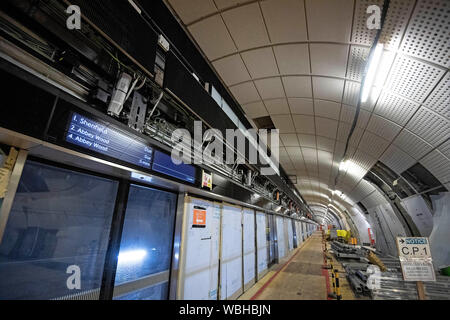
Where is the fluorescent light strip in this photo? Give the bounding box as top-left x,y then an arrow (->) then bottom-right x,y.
361,43 -> 384,103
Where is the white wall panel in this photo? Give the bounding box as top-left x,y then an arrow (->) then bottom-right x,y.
348,207 -> 371,244
295,221 -> 303,246
180,197 -> 220,300
276,216 -> 286,259
302,222 -> 306,241
368,203 -> 407,256
256,212 -> 268,279
220,204 -> 243,300
429,192 -> 450,268
286,218 -> 294,251
242,208 -> 256,289
401,195 -> 434,237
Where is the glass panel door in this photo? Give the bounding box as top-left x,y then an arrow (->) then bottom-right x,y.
276,216 -> 286,259
292,220 -> 298,248
267,215 -> 276,267
242,208 -> 255,290
0,160 -> 118,300
113,184 -> 177,300
256,211 -> 268,279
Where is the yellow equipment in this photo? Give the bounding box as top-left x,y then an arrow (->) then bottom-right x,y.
368,251 -> 387,272
336,230 -> 351,241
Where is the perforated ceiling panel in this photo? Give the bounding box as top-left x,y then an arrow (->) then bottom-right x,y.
385,56 -> 446,103
420,150 -> 450,184
347,46 -> 370,82
166,0 -> 450,221
350,180 -> 375,203
378,0 -> 415,50
393,129 -> 434,160
337,123 -> 364,146
406,107 -> 450,147
399,0 -> 450,68
349,159 -> 374,183
438,139 -> 450,159
424,72 -> 450,119
380,144 -> 417,174
352,0 -> 383,46
366,115 -> 402,141
358,132 -> 390,158
361,190 -> 388,210
374,92 -> 420,126
342,81 -> 361,107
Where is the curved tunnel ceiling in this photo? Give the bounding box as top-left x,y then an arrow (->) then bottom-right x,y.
165,0 -> 450,225
309,204 -> 341,227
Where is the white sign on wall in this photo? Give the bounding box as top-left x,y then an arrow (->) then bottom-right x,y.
400,259 -> 436,282
396,237 -> 432,258
396,237 -> 436,282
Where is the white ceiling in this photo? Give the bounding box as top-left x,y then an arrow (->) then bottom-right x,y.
166,0 -> 450,217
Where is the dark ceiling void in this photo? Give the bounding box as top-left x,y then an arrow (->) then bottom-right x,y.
368,161 -> 447,202
252,116 -> 276,130
401,162 -> 447,194
356,201 -> 368,215
374,161 -> 416,199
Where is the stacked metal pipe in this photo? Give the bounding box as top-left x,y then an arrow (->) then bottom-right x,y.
331,241 -> 450,299
346,268 -> 371,295
330,241 -> 373,296
372,257 -> 450,300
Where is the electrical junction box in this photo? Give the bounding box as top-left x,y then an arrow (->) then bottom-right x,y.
158,34 -> 170,52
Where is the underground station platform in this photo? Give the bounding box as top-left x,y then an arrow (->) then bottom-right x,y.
0,0 -> 448,316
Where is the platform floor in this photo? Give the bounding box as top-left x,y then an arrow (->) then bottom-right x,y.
240,231 -> 362,300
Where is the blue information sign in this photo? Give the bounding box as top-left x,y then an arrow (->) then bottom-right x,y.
66,112 -> 152,169
152,150 -> 196,184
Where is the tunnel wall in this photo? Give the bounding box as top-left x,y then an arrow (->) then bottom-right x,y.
348,207 -> 372,245
401,195 -> 434,236
256,212 -> 268,280
363,190 -> 408,256
429,192 -> 450,269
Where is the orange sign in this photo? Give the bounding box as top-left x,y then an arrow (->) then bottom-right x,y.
193,207 -> 206,228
